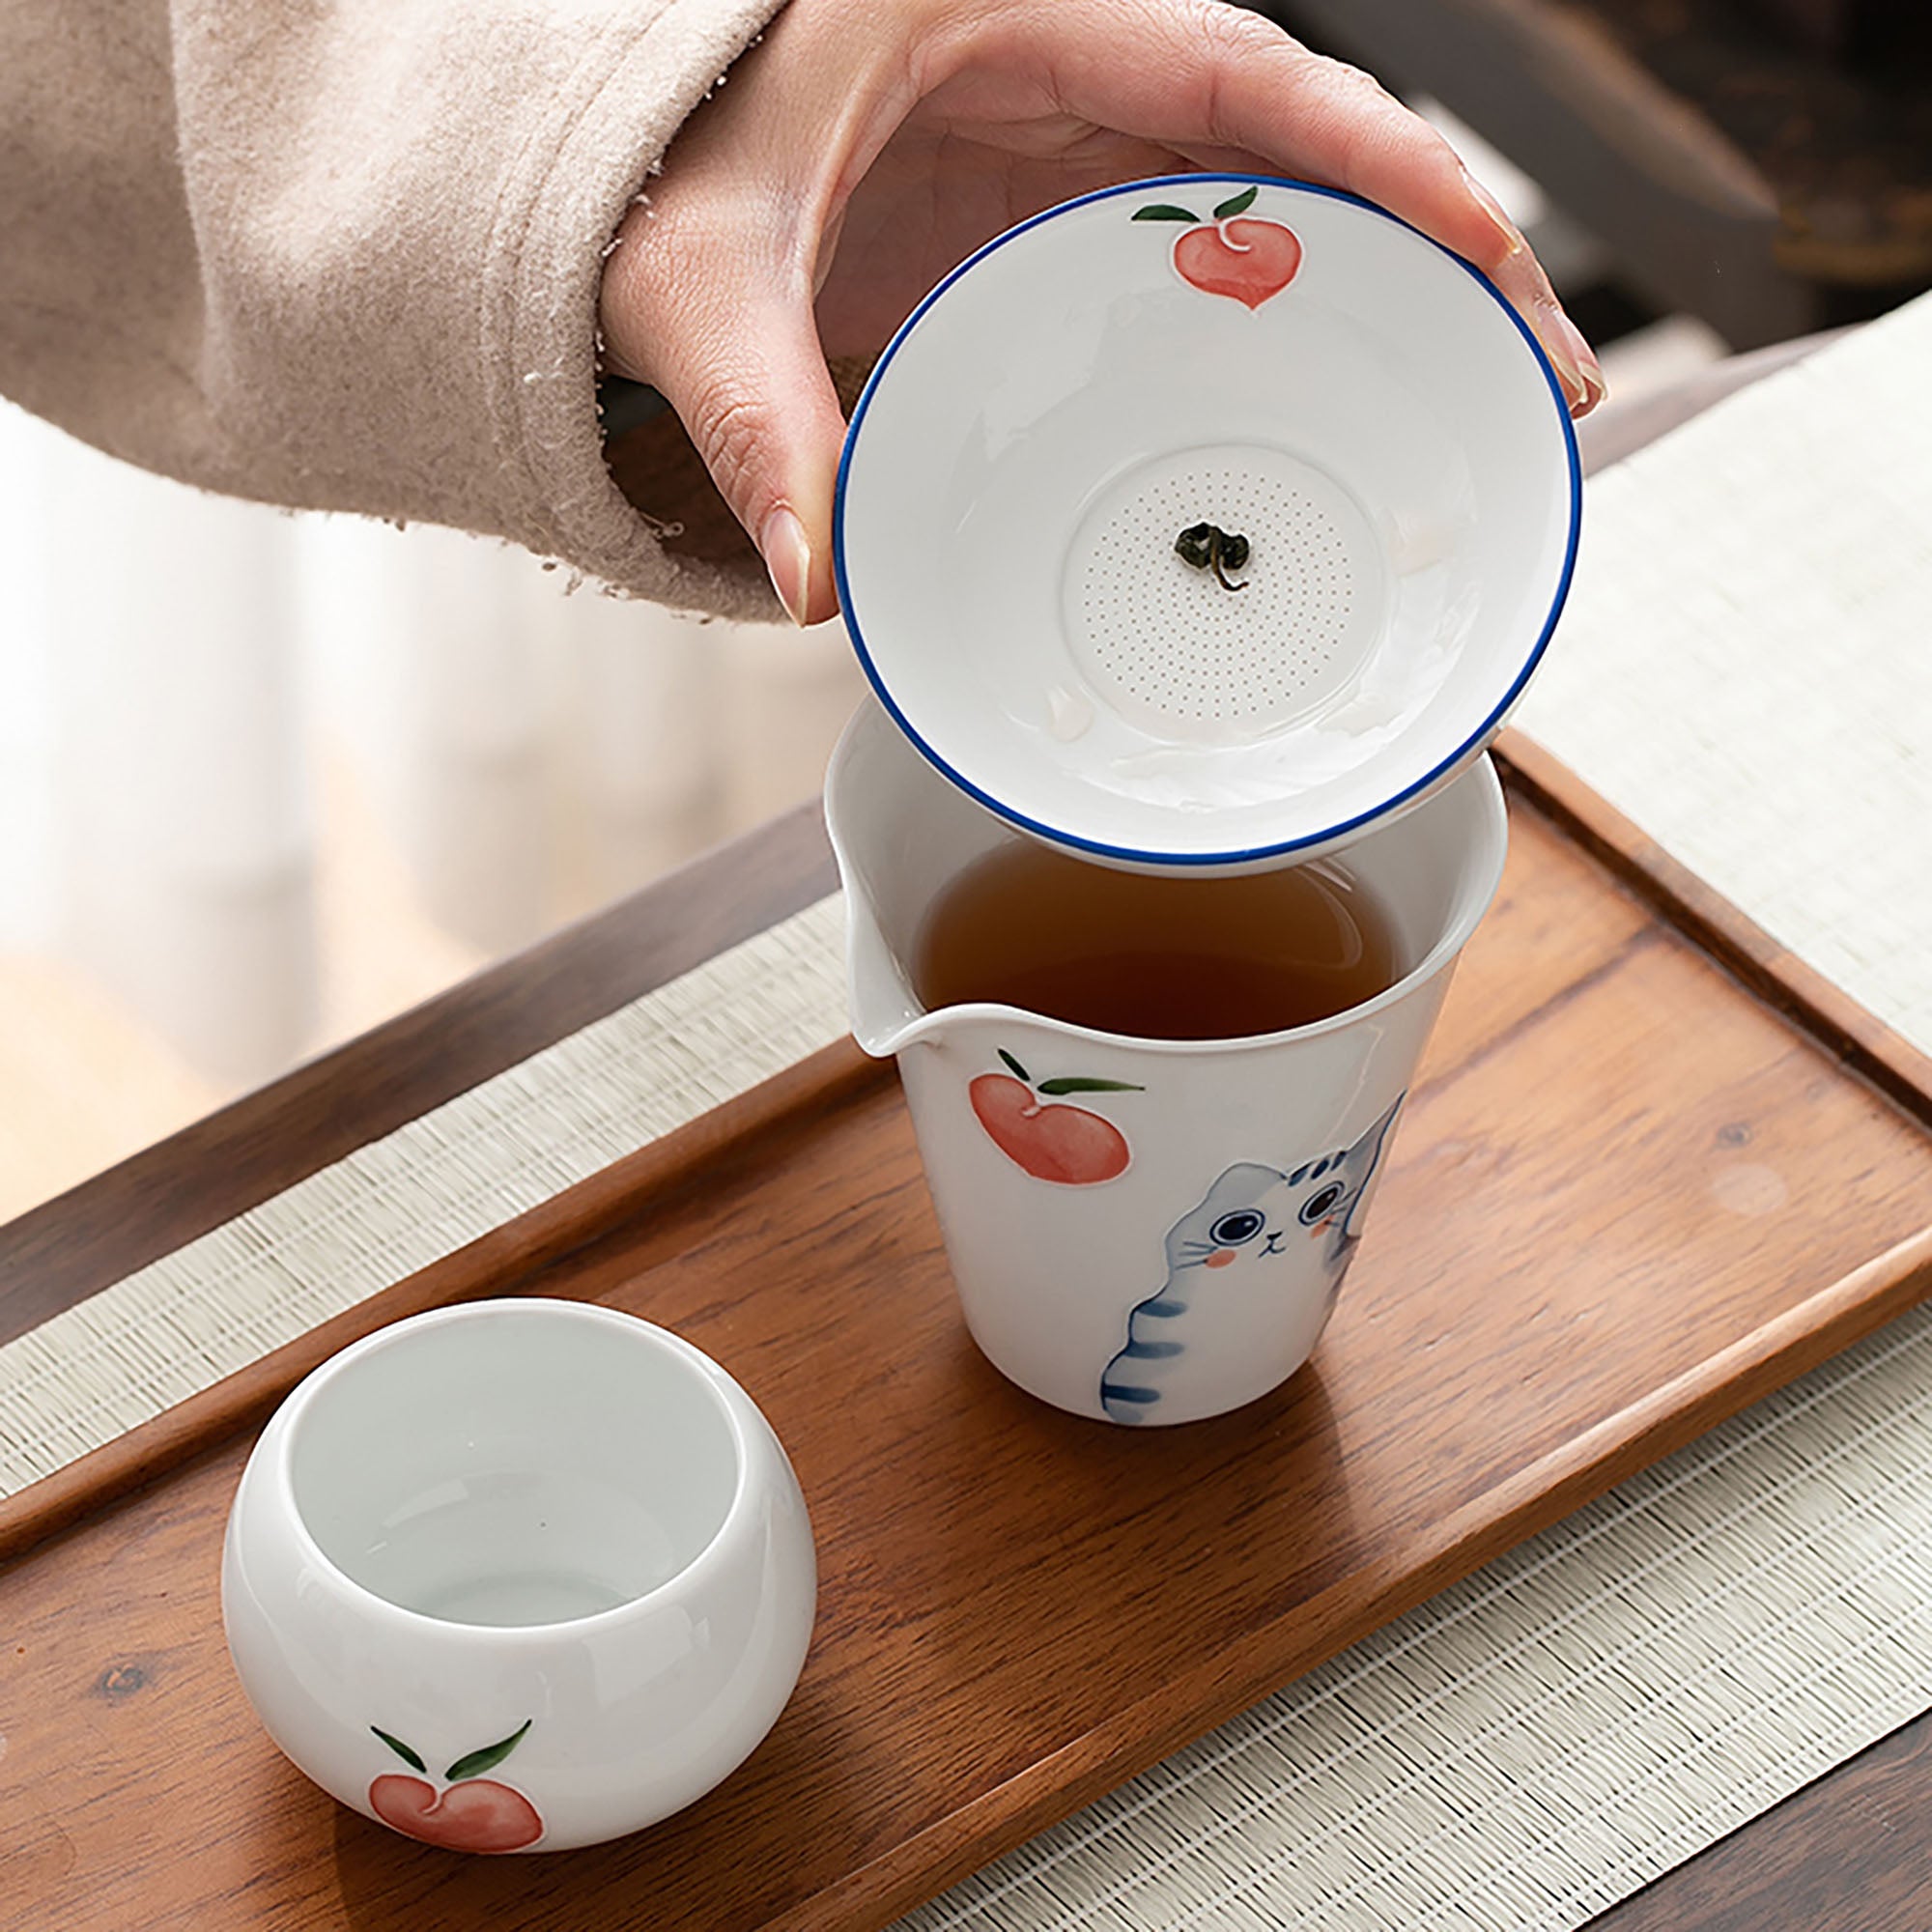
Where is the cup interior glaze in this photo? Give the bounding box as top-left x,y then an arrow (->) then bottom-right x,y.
285,1303 -> 743,1629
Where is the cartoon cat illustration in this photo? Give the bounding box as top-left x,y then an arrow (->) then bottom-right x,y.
1099,1095 -> 1405,1425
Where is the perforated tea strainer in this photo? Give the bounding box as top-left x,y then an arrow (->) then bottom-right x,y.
834,176 -> 1580,874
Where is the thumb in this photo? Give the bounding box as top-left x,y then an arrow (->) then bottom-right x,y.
647,295 -> 847,627
603,210 -> 846,627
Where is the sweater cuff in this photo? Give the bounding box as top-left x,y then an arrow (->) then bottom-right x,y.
488,0 -> 788,615
178,0 -> 786,618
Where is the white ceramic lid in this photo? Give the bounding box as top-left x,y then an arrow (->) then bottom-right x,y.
834,176 -> 1580,874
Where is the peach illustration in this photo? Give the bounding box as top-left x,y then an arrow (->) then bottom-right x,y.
1173,215 -> 1303,309
1133,186 -> 1303,310
969,1050 -> 1141,1186
368,1719 -> 542,1854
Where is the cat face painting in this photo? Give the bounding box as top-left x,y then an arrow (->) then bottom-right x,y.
1100,1095 -> 1404,1424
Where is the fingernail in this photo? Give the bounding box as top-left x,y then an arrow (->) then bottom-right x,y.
1535,298 -> 1607,416
760,505 -> 811,626
1463,169 -> 1525,258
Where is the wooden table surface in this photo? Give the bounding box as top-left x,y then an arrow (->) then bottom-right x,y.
5,333 -> 1927,1928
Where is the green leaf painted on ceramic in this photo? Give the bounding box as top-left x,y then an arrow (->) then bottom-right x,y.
445,1719 -> 532,1783
997,1048 -> 1032,1083
1037,1078 -> 1146,1095
1132,204 -> 1200,223
371,1727 -> 426,1774
1212,185 -> 1259,220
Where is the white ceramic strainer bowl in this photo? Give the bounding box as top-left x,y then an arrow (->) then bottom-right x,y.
834,175 -> 1580,874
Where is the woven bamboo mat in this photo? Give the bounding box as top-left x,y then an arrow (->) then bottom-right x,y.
0,896 -> 849,1497
4,295 -> 1931,1928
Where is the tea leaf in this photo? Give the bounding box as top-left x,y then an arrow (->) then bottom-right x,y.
1132,204 -> 1200,223
1175,524 -> 1215,569
1037,1078 -> 1145,1095
997,1048 -> 1032,1083
1212,186 -> 1259,220
1208,529 -> 1249,593
370,1727 -> 426,1774
446,1719 -> 531,1783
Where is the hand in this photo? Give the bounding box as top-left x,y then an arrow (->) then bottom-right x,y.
599,0 -> 1605,625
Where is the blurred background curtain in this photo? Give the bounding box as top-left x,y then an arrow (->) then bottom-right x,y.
0,399 -> 862,1213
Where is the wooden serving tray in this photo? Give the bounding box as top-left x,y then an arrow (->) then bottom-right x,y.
5,738 -> 1932,1932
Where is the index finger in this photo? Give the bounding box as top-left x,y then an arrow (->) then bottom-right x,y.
1015,1 -> 1604,412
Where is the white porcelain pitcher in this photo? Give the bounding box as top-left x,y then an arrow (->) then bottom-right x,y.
825,696 -> 1508,1427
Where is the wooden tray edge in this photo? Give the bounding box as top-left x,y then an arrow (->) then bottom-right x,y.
807,1217 -> 1932,1932
1494,729 -> 1932,1132
0,1039 -> 886,1570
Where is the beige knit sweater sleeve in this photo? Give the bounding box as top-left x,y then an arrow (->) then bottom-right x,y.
0,0 -> 787,616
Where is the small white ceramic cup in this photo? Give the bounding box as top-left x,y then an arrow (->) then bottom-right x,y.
827,698 -> 1508,1426
222,1299 -> 815,1853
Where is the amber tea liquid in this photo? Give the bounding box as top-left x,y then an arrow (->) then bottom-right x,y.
913,839 -> 1401,1041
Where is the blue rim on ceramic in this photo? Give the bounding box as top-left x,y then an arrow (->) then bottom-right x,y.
832,174 -> 1582,870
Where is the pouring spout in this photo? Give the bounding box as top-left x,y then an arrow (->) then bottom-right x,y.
840,890 -> 934,1059
825,696 -> 1023,1057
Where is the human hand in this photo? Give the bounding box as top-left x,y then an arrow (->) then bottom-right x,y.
599,0 -> 1605,625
